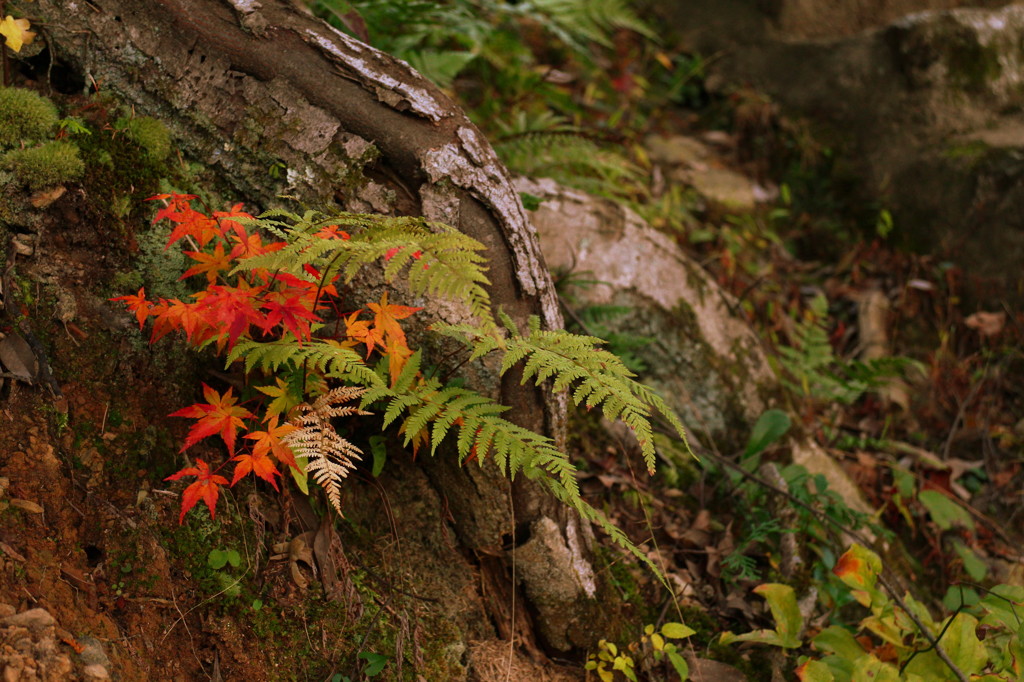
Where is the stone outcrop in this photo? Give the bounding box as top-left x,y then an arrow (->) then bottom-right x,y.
659,2 -> 1024,303
518,176 -> 776,453
519,176 -> 875,516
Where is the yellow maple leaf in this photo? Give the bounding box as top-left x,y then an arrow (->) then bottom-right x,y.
0,16 -> 35,53
254,377 -> 300,420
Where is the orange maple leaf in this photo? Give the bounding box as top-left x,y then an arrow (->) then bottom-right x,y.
367,292 -> 422,344
344,311 -> 384,358
366,293 -> 421,384
110,287 -> 151,328
149,298 -> 215,345
165,458 -> 229,524
314,224 -> 350,240
386,335 -> 414,385
230,451 -> 281,491
170,384 -> 255,455
182,242 -> 232,285
244,415 -> 298,469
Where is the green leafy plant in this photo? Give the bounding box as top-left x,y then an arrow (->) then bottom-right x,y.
206,547 -> 243,597
586,621 -> 695,681
310,0 -> 655,201
716,409 -> 883,586
313,0 -> 651,85
114,194 -> 690,572
554,269 -> 655,373
332,650 -> 388,682
721,543 -> 1024,681
777,295 -> 915,406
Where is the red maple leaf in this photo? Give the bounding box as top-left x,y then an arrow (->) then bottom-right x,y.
260,291 -> 320,342
148,193 -> 197,224
164,458 -> 229,524
213,203 -> 254,242
164,208 -> 221,249
192,282 -> 267,349
170,384 -> 255,454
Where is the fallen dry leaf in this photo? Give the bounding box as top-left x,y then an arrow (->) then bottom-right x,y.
9,499 -> 43,514
965,311 -> 1006,337
0,333 -> 38,382
30,186 -> 66,209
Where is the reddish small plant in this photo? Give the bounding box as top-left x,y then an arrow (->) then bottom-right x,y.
114,194 -> 419,522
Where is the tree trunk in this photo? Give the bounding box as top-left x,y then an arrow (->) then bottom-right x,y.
34,0 -> 609,656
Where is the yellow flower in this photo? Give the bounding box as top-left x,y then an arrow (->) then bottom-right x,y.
0,16 -> 35,53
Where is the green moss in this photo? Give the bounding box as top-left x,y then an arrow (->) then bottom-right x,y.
935,23 -> 1003,92
942,140 -> 990,165
0,87 -> 59,148
122,116 -> 172,161
1,141 -> 84,190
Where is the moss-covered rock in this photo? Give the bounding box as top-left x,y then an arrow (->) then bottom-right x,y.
518,176 -> 778,453
0,87 -> 59,148
121,116 -> 172,161
1,141 -> 84,190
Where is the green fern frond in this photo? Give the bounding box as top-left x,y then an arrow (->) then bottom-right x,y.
228,338 -> 384,389
380,366 -> 664,575
526,0 -> 656,49
406,49 -> 477,87
431,315 -> 690,473
494,132 -> 641,191
233,212 -> 494,326
431,322 -> 505,359
214,201 -> 684,576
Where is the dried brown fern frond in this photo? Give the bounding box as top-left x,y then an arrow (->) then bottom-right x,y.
282,386 -> 370,515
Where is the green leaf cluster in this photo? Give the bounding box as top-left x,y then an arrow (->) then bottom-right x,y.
720,544 -> 1024,682
777,295 -> 919,405
494,131 -> 643,197
586,621 -> 694,681
312,0 -> 651,86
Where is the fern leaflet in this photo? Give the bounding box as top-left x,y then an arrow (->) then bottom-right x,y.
282,387 -> 371,515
